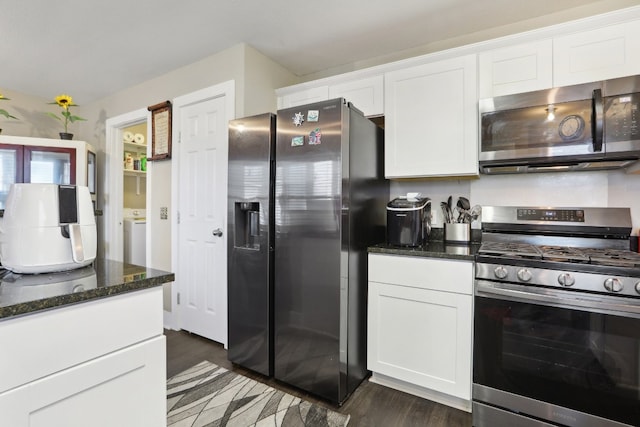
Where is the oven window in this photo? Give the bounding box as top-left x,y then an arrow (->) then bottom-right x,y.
481,99 -> 592,152
474,296 -> 640,426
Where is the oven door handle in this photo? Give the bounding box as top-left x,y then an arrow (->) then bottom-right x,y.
475,280 -> 640,319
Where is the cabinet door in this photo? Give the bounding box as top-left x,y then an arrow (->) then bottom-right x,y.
329,75 -> 384,117
368,281 -> 472,400
478,40 -> 552,98
278,86 -> 329,109
23,145 -> 76,185
0,144 -> 23,209
384,54 -> 478,178
0,336 -> 166,427
553,21 -> 640,87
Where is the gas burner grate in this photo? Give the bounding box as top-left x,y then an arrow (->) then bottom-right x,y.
581,248 -> 640,268
478,242 -> 542,259
538,245 -> 590,263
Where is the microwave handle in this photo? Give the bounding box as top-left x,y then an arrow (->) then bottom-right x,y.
592,88 -> 603,152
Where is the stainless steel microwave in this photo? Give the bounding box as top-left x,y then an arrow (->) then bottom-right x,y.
479,74 -> 640,174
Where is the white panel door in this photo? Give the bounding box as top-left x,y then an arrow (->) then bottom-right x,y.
0,337 -> 166,427
553,21 -> 640,87
367,281 -> 472,400
478,40 -> 553,98
278,86 -> 329,109
178,95 -> 228,344
384,54 -> 478,178
329,75 -> 384,116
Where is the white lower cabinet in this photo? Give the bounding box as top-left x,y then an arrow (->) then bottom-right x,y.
0,337 -> 166,427
0,287 -> 166,426
368,254 -> 473,411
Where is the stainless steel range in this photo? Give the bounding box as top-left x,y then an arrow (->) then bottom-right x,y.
473,206 -> 640,427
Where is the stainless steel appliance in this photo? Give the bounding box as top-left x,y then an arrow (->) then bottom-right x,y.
274,99 -> 388,404
479,74 -> 640,174
386,196 -> 431,247
227,113 -> 276,377
473,206 -> 640,427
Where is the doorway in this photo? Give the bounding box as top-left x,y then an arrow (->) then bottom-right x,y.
122,122 -> 148,266
105,108 -> 149,263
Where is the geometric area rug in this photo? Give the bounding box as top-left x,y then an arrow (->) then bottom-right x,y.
167,360 -> 351,427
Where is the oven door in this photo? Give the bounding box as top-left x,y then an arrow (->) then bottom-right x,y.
473,280 -> 640,427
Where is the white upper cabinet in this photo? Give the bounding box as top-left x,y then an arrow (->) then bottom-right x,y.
478,40 -> 553,98
384,54 -> 478,178
328,75 -> 384,117
277,86 -> 329,109
277,75 -> 383,116
553,21 -> 640,87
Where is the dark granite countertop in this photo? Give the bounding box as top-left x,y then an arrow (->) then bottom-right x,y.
368,240 -> 481,261
0,258 -> 174,320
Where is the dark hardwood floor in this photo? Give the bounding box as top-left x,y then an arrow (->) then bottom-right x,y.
165,329 -> 472,427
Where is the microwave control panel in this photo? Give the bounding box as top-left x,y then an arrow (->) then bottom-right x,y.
605,92 -> 639,142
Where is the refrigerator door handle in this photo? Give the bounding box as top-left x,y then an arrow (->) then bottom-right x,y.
212,228 -> 223,237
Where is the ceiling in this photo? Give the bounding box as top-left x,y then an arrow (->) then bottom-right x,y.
3,0 -> 637,104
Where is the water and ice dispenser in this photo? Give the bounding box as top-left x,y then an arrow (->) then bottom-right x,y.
234,202 -> 260,249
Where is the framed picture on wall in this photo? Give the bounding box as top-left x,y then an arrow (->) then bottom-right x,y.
148,100 -> 172,161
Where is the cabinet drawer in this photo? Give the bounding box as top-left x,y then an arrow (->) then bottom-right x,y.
369,254 -> 472,294
0,287 -> 163,393
0,336 -> 166,427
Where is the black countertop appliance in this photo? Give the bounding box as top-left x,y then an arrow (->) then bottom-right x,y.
386,196 -> 431,247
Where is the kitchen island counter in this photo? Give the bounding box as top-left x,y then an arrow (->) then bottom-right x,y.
0,258 -> 171,426
0,258 -> 174,320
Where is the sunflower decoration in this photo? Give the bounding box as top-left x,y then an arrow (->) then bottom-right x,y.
46,94 -> 86,133
0,91 -> 19,121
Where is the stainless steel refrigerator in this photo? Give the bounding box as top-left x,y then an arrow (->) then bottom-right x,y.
227,113 -> 276,377
274,98 -> 388,404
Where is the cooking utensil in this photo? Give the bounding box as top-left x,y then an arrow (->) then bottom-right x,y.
457,197 -> 470,211
441,202 -> 451,223
456,197 -> 471,223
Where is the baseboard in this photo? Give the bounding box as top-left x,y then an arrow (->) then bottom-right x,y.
369,372 -> 472,413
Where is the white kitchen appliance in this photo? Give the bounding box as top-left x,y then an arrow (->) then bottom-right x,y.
0,183 -> 96,274
123,217 -> 146,266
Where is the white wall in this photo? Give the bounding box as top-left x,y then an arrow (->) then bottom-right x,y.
0,88 -> 60,138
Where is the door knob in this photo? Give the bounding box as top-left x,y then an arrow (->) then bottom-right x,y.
212,228 -> 223,237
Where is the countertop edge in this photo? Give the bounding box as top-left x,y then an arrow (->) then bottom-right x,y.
0,272 -> 174,320
368,243 -> 480,261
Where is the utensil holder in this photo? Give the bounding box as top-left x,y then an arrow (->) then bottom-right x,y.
445,223 -> 471,244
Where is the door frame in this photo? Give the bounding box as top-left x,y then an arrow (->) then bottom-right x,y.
105,108 -> 150,262
170,80 -> 235,339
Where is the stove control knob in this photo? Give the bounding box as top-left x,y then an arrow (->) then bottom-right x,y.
517,268 -> 532,282
557,273 -> 575,287
635,282 -> 640,295
494,266 -> 508,279
604,278 -> 623,293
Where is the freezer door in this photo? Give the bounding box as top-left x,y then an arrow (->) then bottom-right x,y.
227,113 -> 275,376
274,99 -> 347,402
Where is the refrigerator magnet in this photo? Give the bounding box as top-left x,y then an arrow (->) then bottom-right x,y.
292,112 -> 305,126
309,128 -> 322,145
291,136 -> 304,146
307,110 -> 319,122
